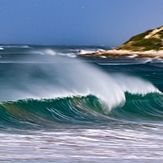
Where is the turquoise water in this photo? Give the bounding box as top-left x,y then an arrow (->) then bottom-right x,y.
0,45 -> 163,162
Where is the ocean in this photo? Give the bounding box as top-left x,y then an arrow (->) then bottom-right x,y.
0,45 -> 163,162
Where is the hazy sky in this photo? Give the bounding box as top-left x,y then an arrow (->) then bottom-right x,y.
0,0 -> 163,46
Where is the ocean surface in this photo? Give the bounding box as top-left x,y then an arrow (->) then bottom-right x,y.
0,45 -> 163,162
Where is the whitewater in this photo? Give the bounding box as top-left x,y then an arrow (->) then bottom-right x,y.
0,45 -> 163,162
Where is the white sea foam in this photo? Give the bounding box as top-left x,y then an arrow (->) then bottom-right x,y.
143,58 -> 153,63
79,49 -> 105,55
100,56 -> 107,58
127,54 -> 138,58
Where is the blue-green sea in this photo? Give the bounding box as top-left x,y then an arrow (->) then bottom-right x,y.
0,45 -> 163,162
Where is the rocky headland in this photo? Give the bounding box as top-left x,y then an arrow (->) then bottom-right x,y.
84,26 -> 163,58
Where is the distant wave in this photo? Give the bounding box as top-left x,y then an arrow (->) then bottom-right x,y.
0,45 -> 107,58
0,45 -> 31,49
30,48 -> 105,57
30,48 -> 77,58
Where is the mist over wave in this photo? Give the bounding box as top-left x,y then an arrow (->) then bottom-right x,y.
0,53 -> 159,112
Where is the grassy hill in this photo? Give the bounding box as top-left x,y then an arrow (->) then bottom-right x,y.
116,26 -> 163,51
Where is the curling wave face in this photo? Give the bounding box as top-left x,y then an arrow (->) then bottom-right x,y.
1,92 -> 163,129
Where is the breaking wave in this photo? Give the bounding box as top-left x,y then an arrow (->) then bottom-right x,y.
0,53 -> 161,129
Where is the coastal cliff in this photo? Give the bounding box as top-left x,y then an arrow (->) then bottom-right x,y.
84,26 -> 163,58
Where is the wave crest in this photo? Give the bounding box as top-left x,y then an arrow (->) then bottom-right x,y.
0,56 -> 160,113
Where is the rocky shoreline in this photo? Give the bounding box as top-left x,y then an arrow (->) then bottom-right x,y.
82,25 -> 163,59
82,49 -> 163,59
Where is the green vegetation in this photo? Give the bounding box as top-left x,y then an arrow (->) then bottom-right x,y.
124,29 -> 152,43
132,38 -> 162,51
116,26 -> 163,51
158,30 -> 163,37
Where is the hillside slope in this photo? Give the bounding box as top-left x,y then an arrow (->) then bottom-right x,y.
116,26 -> 163,51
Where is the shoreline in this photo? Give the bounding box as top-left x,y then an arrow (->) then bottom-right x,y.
81,49 -> 163,59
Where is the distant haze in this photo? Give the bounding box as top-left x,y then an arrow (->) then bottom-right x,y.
0,0 -> 163,46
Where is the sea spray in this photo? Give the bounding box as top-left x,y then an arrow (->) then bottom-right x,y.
110,73 -> 161,95
0,56 -> 125,111
0,54 -> 160,113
